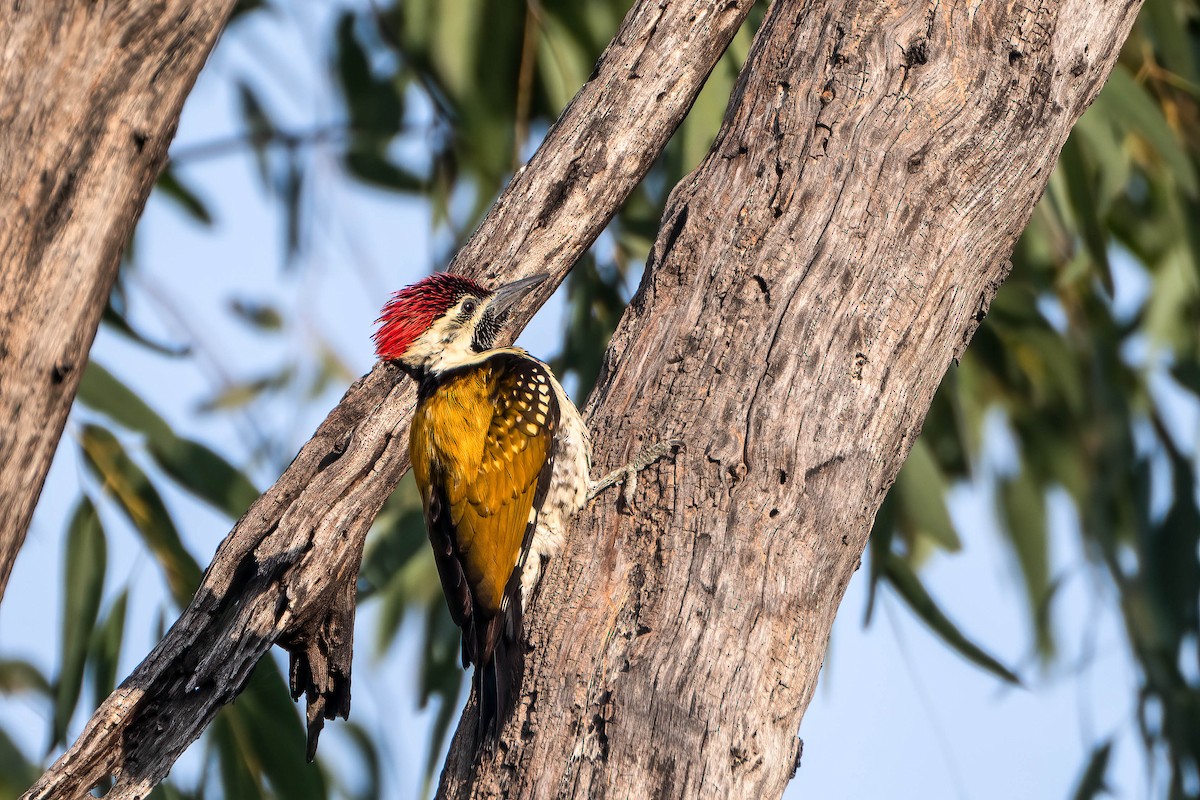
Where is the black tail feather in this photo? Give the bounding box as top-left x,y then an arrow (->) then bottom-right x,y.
474,578 -> 526,746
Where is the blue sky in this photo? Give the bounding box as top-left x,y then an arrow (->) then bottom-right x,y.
0,3 -> 1165,797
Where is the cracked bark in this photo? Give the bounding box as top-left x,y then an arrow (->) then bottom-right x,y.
436,0 -> 1141,797
20,1 -> 755,797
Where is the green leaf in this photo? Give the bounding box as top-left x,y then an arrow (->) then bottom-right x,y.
80,425 -> 201,605
337,723 -> 382,800
1059,136 -> 1114,294
359,474 -> 428,601
1143,452 -> 1200,646
1099,66 -> 1198,197
864,488 -> 898,626
373,547 -> 442,653
148,782 -> 201,800
101,303 -> 189,357
230,0 -> 267,24
998,470 -> 1053,657
236,80 -> 275,185
89,590 -> 128,707
419,600 -> 468,791
197,369 -> 295,413
1172,361 -> 1200,395
53,497 -> 107,747
1143,0 -> 1198,85
0,727 -> 39,800
679,47 -> 737,172
335,12 -> 404,134
894,439 -> 962,552
1070,739 -> 1113,800
229,298 -> 284,331
282,154 -> 304,261
535,10 -> 593,113
227,659 -> 327,800
79,363 -> 259,519
149,437 -> 258,520
1069,107 -> 1131,213
79,362 -> 175,443
212,713 -> 266,800
344,150 -> 424,192
0,659 -> 52,697
884,553 -> 1022,685
156,169 -> 214,226
549,256 -> 624,400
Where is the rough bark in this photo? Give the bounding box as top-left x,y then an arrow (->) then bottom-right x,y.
0,2 -> 238,604
436,0 -> 1141,797
21,2 -> 754,797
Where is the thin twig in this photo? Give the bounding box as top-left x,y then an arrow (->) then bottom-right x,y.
513,0 -> 542,170
168,124 -> 354,166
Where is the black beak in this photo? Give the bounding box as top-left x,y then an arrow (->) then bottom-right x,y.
490,273 -> 549,318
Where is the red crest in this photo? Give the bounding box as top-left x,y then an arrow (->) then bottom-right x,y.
374,273 -> 489,361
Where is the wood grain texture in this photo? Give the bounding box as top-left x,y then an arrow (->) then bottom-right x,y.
0,1 -> 238,602
436,0 -> 1141,797
21,2 -> 755,797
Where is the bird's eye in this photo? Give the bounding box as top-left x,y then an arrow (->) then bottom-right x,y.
462,298 -> 477,315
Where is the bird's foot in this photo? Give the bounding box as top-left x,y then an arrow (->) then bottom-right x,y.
587,439 -> 683,511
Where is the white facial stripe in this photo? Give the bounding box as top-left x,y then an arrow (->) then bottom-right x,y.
399,293 -> 494,373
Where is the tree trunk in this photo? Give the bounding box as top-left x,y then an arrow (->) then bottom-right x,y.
22,2 -> 755,797
436,0 -> 1140,797
0,1 -> 237,603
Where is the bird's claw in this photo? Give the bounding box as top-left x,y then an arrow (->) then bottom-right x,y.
588,438 -> 684,512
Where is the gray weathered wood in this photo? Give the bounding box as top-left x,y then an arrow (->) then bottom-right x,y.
21,1 -> 755,797
435,0 -> 1141,797
0,1 -> 238,603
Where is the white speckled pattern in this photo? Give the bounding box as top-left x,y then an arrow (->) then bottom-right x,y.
521,368 -> 591,602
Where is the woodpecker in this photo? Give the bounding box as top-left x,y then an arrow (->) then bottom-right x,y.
375,271 -> 656,743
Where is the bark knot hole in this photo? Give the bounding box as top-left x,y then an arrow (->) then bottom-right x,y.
851,352 -> 868,380
904,38 -> 928,67
51,361 -> 75,384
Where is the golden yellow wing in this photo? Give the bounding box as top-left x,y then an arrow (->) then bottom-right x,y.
409,351 -> 561,741
409,352 -> 559,628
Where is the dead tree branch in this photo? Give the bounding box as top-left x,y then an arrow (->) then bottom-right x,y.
22,1 -> 755,797
436,0 -> 1143,796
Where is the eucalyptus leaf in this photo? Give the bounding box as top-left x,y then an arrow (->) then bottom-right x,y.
79,363 -> 259,519
1099,66 -> 1198,197
150,437 -> 259,520
80,425 -> 201,605
998,470 -> 1053,658
0,659 -> 51,697
884,553 -> 1022,686
0,728 -> 38,800
89,590 -> 128,707
1070,739 -> 1113,800
894,439 -> 962,552
53,497 -> 106,747
157,169 -> 214,226
231,659 -> 327,800
78,362 -> 174,442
